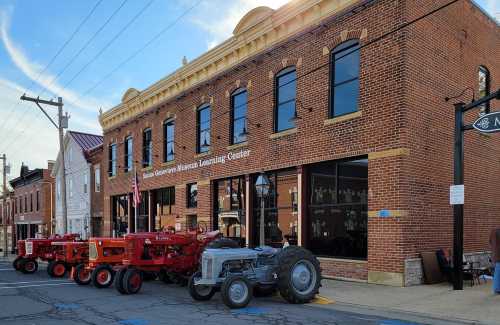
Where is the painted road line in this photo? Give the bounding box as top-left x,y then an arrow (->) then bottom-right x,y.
0,282 -> 75,289
312,294 -> 335,305
0,280 -> 70,285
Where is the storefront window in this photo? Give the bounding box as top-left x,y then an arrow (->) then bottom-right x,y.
187,183 -> 197,208
308,158 -> 368,259
137,191 -> 149,232
253,169 -> 298,248
214,176 -> 246,246
111,194 -> 129,237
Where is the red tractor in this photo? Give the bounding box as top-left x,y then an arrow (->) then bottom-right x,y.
114,230 -> 222,295
12,234 -> 81,274
73,237 -> 127,288
48,241 -> 89,278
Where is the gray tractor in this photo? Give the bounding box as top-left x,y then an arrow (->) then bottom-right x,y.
188,244 -> 321,308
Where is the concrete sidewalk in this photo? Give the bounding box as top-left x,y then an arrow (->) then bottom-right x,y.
320,278 -> 500,325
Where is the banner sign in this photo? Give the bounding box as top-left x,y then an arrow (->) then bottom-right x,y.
143,149 -> 251,179
472,112 -> 500,133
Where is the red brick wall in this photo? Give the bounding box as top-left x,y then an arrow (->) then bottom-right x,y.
101,0 -> 499,281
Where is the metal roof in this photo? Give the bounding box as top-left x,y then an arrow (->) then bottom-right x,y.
68,131 -> 103,152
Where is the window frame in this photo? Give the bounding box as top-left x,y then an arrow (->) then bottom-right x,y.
230,88 -> 248,145
196,104 -> 211,153
124,136 -> 133,172
329,39 -> 361,118
94,164 -> 101,193
142,128 -> 153,168
187,183 -> 198,208
108,143 -> 117,177
163,119 -> 175,162
274,66 -> 297,133
478,65 -> 491,113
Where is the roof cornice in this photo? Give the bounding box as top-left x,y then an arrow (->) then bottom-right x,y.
99,0 -> 360,131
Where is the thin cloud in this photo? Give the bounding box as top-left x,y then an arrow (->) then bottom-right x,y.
0,10 -> 110,113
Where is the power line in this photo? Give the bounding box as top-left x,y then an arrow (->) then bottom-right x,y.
38,0 -> 129,98
60,0 -> 155,92
0,0 -> 104,146
81,0 -> 203,97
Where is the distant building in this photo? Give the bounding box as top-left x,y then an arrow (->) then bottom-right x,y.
52,131 -> 103,239
10,161 -> 55,241
0,190 -> 15,252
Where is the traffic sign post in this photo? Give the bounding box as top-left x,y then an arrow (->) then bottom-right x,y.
452,88 -> 500,290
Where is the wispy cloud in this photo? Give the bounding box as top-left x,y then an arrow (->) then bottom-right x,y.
0,9 -> 110,113
191,0 -> 289,49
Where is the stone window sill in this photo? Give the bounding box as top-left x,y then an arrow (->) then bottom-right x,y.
194,151 -> 211,159
161,160 -> 176,167
324,111 -> 362,126
269,128 -> 297,139
227,142 -> 248,150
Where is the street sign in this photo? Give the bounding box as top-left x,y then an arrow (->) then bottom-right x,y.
450,185 -> 464,205
472,112 -> 500,133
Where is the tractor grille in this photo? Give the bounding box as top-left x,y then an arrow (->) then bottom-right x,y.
89,243 -> 98,260
202,256 -> 213,280
25,242 -> 33,255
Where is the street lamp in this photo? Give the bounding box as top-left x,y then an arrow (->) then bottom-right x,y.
255,173 -> 270,247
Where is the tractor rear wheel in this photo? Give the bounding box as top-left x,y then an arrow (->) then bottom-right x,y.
12,257 -> 23,271
221,275 -> 252,309
277,246 -> 321,304
48,261 -> 67,278
92,264 -> 114,288
74,264 -> 92,285
20,259 -> 38,274
114,268 -> 128,294
123,269 -> 143,294
188,271 -> 216,301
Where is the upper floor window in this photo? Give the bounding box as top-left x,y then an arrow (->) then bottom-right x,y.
197,104 -> 211,153
187,183 -> 198,208
108,143 -> 117,177
163,120 -> 175,162
331,39 -> 360,117
231,88 -> 248,144
36,191 -> 39,211
124,136 -> 133,172
479,65 -> 490,114
94,165 -> 101,193
83,172 -> 88,194
142,128 -> 152,168
30,193 -> 33,212
275,67 -> 297,132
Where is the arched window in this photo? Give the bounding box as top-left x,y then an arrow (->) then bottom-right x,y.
330,39 -> 360,117
275,66 -> 296,132
197,104 -> 211,153
230,88 -> 247,144
478,65 -> 490,114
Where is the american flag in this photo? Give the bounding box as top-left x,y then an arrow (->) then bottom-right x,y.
132,171 -> 141,208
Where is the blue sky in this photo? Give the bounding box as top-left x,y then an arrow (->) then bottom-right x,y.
0,0 -> 498,181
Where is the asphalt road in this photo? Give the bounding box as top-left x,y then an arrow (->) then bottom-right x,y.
0,259 -> 466,325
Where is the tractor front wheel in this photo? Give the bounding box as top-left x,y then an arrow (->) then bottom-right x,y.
188,271 -> 216,301
74,264 -> 92,285
114,268 -> 128,294
20,259 -> 38,274
123,269 -> 143,294
48,261 -> 67,278
92,265 -> 114,288
220,275 -> 252,309
12,257 -> 23,271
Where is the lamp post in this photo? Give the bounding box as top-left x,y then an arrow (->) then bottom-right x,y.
255,173 -> 270,247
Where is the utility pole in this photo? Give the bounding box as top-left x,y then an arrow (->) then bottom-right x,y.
452,88 -> 500,290
20,95 -> 69,233
1,154 -> 8,257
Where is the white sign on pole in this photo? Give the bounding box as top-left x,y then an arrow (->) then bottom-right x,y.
450,185 -> 464,205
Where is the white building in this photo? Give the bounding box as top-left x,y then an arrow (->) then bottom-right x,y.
52,131 -> 103,239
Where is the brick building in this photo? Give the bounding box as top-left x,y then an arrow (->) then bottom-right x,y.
99,0 -> 499,286
10,161 -> 55,240
87,144 -> 104,237
0,190 -> 15,253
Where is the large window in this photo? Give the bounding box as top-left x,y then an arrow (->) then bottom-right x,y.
331,39 -> 360,117
231,89 -> 247,144
124,136 -> 133,172
163,120 -> 175,162
94,165 -> 101,192
275,67 -> 296,132
36,191 -> 39,211
137,191 -> 149,232
108,143 -> 117,177
187,183 -> 198,208
30,193 -> 33,212
197,104 -> 211,153
157,187 -> 175,215
308,158 -> 368,259
214,176 -> 246,246
479,66 -> 490,114
253,169 -> 298,247
142,128 -> 152,168
111,194 -> 128,237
